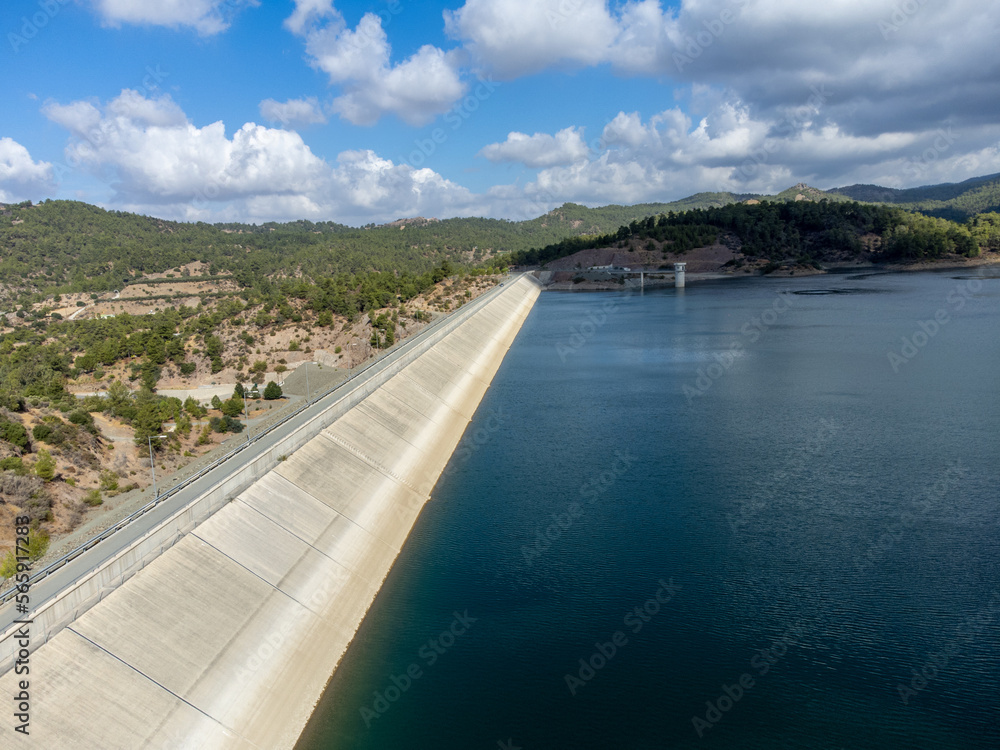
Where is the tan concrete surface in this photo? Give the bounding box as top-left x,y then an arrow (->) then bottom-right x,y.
0,276 -> 540,749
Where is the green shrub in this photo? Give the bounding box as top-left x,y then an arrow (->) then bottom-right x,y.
221,396 -> 244,418
32,424 -> 53,443
0,531 -> 50,579
210,415 -> 244,434
83,489 -> 103,507
0,456 -> 24,473
34,449 -> 56,481
68,410 -> 94,428
99,470 -> 119,492
263,381 -> 283,400
0,420 -> 30,451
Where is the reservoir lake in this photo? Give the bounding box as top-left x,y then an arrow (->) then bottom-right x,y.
297,268 -> 1000,750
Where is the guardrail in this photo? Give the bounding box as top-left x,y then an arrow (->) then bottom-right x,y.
0,275 -> 514,606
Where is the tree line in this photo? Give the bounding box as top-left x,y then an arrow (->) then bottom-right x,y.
493,200 -> 1000,267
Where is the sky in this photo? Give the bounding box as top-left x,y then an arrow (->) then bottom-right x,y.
1,0 -> 999,226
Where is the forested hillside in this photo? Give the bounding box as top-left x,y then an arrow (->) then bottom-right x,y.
496,200 -> 1000,268
0,193 -> 783,305
0,201 -> 493,303
6,173 -> 998,303
831,173 -> 1000,221
0,200 -> 736,305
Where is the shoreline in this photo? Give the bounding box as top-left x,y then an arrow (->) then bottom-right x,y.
534,253 -> 1000,291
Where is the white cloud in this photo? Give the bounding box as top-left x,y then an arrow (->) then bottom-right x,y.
503,98 -> 1000,211
290,7 -> 466,126
283,0 -> 337,36
91,0 -> 257,35
445,0 -> 617,79
0,137 -> 55,203
41,91 -> 484,224
259,97 -> 328,127
41,100 -> 104,135
443,0 -> 896,80
328,149 -> 480,220
444,0 -> 1000,140
34,88 -> 1000,225
479,127 -> 590,168
44,91 -> 329,202
330,44 -> 466,127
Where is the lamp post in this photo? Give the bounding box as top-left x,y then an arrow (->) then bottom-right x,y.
148,434 -> 167,498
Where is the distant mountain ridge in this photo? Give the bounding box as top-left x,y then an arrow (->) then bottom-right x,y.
528,172 -> 1000,230
3,173 -> 999,301
829,173 -> 1000,204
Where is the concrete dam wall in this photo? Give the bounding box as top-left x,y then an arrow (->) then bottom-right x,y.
0,276 -> 540,749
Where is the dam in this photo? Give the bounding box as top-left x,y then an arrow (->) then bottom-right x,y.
0,275 -> 540,749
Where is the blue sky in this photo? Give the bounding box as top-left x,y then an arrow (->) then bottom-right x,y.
2,0 -> 999,225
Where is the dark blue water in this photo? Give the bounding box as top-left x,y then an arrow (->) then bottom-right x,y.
297,269 -> 1000,750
